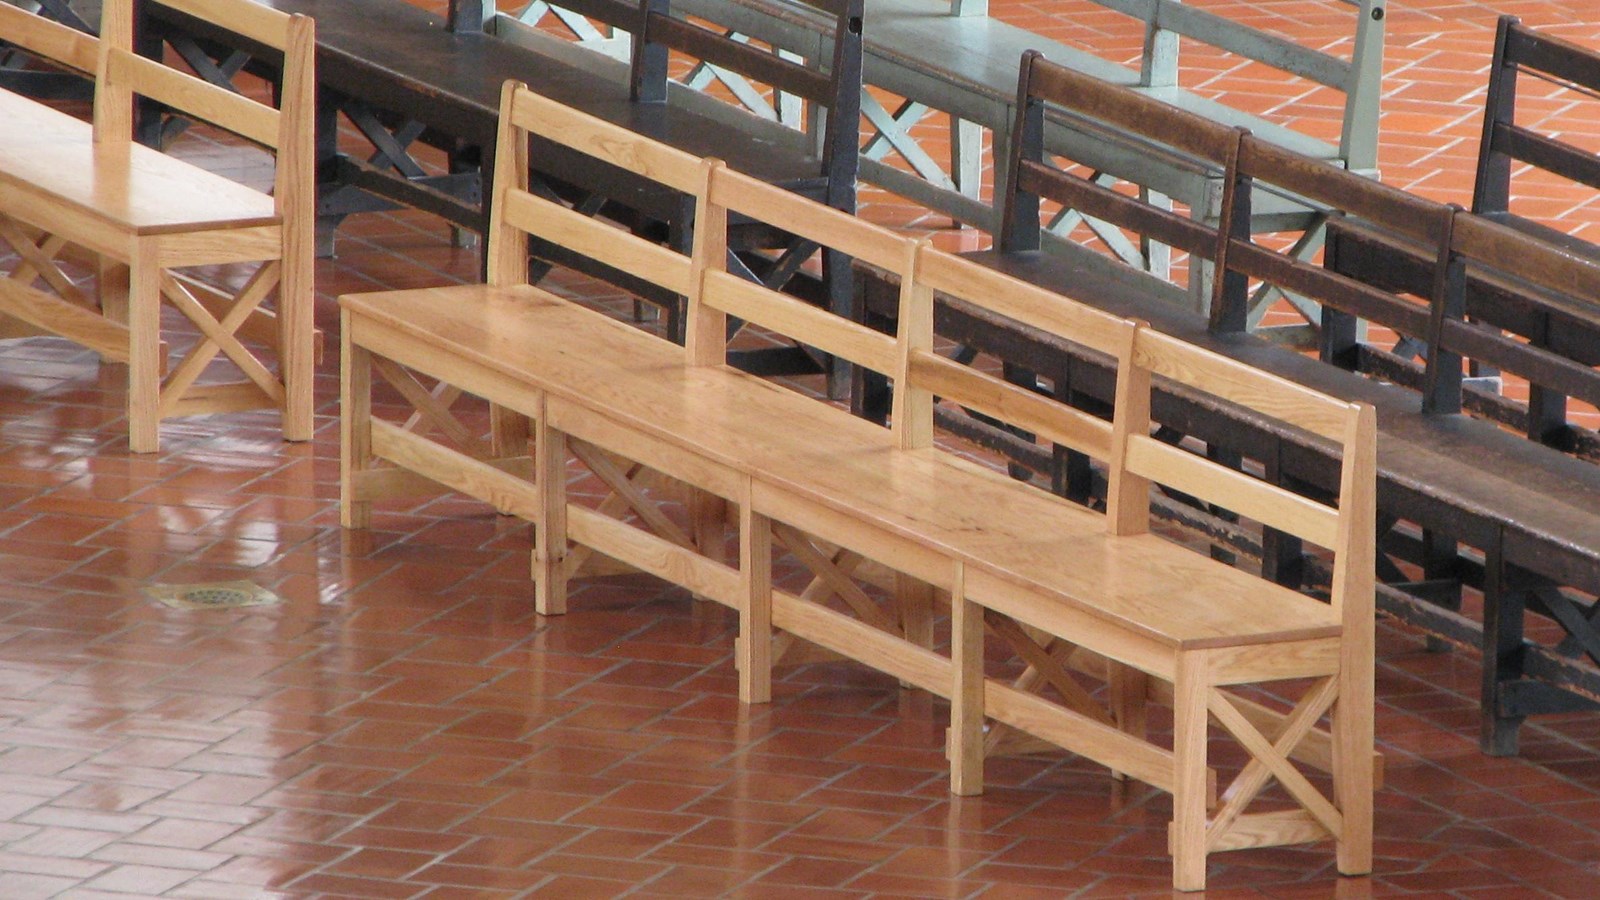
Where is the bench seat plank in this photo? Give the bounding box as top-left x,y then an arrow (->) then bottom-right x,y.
0,91 -> 276,236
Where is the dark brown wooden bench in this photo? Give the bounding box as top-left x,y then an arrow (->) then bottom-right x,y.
863,50 -> 1600,756
1326,16 -> 1600,456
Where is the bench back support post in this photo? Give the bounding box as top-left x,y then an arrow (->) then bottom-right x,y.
1471,15 -> 1521,217
1339,0 -> 1386,173
999,53 -> 1045,255
488,81 -> 533,288
1206,130 -> 1252,334
447,0 -> 489,33
630,0 -> 670,104
1420,208 -> 1465,416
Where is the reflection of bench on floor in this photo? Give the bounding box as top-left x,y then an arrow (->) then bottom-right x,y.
0,0 -> 315,452
340,80 -> 1378,892
872,50 -> 1600,756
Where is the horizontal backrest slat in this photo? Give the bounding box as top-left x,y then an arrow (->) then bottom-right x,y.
156,0 -> 292,48
701,268 -> 898,373
1230,238 -> 1434,339
908,350 -> 1114,459
1125,434 -> 1341,548
1239,137 -> 1451,247
915,247 -> 1132,359
508,87 -> 706,195
104,49 -> 280,148
647,14 -> 833,105
1018,161 -> 1217,261
1093,0 -> 1349,89
1495,125 -> 1600,194
1134,329 -> 1355,442
708,166 -> 908,272
1440,316 -> 1600,412
1453,213 -> 1600,303
1027,57 -> 1241,165
502,190 -> 692,297
1505,20 -> 1600,91
0,5 -> 97,74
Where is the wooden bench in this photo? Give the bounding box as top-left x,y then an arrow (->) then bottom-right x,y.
1326,16 -> 1600,456
611,0 -> 1384,320
857,50 -> 1600,755
0,0 -> 314,452
341,81 -> 1377,890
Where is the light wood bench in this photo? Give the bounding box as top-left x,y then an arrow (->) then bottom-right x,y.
341,81 -> 1377,891
0,0 -> 314,452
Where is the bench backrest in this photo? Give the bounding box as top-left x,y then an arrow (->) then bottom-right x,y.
896,244 -> 1135,461
93,0 -> 313,228
686,162 -> 906,373
1108,326 -> 1376,626
488,81 -> 712,293
1007,52 -> 1445,332
0,2 -> 98,78
1473,16 -> 1600,228
558,0 -> 864,210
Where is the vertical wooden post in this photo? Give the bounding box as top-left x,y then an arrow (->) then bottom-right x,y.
948,562 -> 984,796
339,309 -> 372,530
125,240 -> 161,453
1169,652 -> 1210,891
534,400 -> 570,617
738,483 -> 773,704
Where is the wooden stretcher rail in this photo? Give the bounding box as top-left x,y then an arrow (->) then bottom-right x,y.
340,81 -> 1377,892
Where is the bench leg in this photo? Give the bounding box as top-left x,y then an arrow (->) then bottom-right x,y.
98,258 -> 129,329
690,490 -> 730,601
1108,662 -> 1149,782
1170,652 -> 1210,891
280,222 -> 316,444
534,407 -> 569,616
738,497 -> 773,704
126,243 -> 162,454
897,573 -> 935,684
339,312 -> 372,530
949,564 -> 985,796
1334,651 -> 1375,876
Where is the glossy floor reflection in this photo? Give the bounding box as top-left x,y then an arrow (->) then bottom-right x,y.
1,1 -> 1600,897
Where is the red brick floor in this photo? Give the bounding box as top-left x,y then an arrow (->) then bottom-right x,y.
3,2 -> 1600,897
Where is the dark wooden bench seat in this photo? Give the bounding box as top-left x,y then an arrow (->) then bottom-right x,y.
860,51 -> 1600,756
